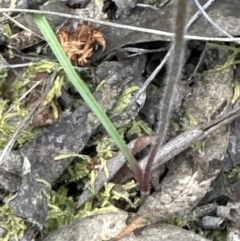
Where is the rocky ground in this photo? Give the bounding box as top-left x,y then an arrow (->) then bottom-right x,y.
0,0 -> 240,241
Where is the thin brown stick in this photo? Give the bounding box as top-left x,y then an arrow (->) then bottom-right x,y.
78,106 -> 240,207
141,0 -> 190,196
142,107 -> 240,171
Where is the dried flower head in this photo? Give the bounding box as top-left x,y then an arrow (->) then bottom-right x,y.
58,22 -> 106,66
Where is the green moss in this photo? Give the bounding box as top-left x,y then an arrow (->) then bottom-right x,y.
206,229 -> 227,241
58,156 -> 91,185
0,60 -> 67,148
45,188 -> 76,233
206,43 -> 240,74
118,117 -> 152,139
111,181 -> 141,209
228,166 -> 240,178
10,60 -> 60,99
44,73 -> 65,105
45,162 -> 140,233
185,109 -> 198,127
109,86 -> 140,115
0,60 -> 8,93
0,196 -> 27,241
3,23 -> 12,38
232,82 -> 240,104
78,201 -> 120,219
99,182 -> 115,207
45,182 -> 125,233
0,100 -> 31,148
166,214 -> 190,228
166,213 -> 227,241
77,180 -> 140,219
44,80 -> 150,234
183,110 -> 204,152
192,141 -> 203,153
171,121 -> 180,131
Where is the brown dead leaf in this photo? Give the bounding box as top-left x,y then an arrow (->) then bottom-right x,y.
27,87 -> 60,126
58,22 -> 106,66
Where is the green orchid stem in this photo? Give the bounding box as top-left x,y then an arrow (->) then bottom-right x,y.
32,13 -> 144,186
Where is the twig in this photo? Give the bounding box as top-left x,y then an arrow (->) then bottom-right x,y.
77,136 -> 154,208
123,47 -> 169,54
78,106 -> 240,207
194,0 -> 239,43
130,0 -> 216,106
0,54 -> 25,81
143,107 -> 240,171
0,62 -> 92,73
136,3 -> 159,10
6,80 -> 43,114
0,8 -> 239,42
186,43 -> 207,84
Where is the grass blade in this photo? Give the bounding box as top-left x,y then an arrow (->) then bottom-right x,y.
32,13 -> 143,182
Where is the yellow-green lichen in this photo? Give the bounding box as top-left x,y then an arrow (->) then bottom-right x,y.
99,181 -> 140,209
44,136 -> 141,234
96,136 -> 115,160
